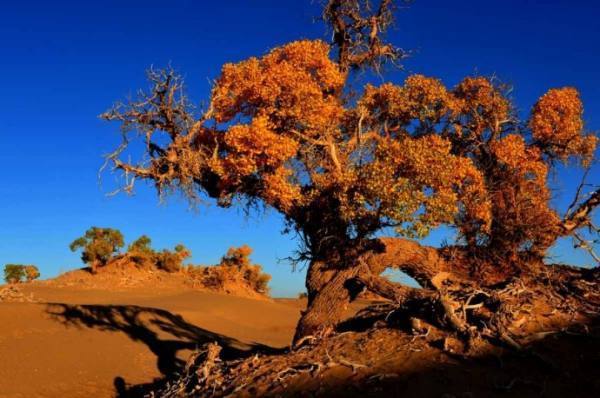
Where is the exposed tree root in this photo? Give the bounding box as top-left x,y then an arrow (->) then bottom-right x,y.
147,261 -> 599,398
128,235 -> 600,398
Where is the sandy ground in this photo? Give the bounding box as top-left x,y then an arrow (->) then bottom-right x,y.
0,284 -> 304,398
2,282 -> 599,398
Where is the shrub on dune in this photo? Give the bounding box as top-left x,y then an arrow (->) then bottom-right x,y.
69,227 -> 125,273
24,265 -> 40,282
186,245 -> 271,295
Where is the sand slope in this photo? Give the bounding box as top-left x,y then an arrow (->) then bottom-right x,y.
0,285 -> 302,398
2,283 -> 598,397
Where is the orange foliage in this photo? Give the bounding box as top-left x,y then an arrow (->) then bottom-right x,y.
530,87 -> 597,164
220,116 -> 299,184
488,135 -> 560,254
105,39 -> 597,261
453,77 -> 510,124
361,134 -> 489,237
359,75 -> 454,127
212,40 -> 344,135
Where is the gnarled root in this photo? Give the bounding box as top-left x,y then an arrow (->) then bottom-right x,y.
350,271 -> 549,353
159,342 -> 225,397
150,263 -> 599,398
295,237 -> 600,354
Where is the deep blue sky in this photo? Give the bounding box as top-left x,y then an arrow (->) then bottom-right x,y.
1,1 -> 598,296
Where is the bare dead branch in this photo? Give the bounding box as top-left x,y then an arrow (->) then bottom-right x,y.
324,0 -> 408,72
573,232 -> 600,265
562,187 -> 600,235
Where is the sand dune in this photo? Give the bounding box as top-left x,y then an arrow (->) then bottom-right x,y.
0,285 -> 302,397
1,282 -> 599,397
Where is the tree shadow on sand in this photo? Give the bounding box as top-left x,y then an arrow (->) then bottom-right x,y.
45,303 -> 600,397
46,303 -> 284,397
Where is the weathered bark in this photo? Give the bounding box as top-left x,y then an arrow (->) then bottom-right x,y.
362,237 -> 464,290
362,236 -> 531,287
293,233 -> 600,354
293,238 -> 450,344
353,273 -> 426,303
293,237 -> 461,344
353,273 -> 471,335
561,188 -> 600,234
293,260 -> 360,345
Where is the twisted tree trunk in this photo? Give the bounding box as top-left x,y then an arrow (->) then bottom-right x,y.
291,235 -> 598,352
292,237 -> 456,344
362,237 -> 456,289
293,260 -> 358,344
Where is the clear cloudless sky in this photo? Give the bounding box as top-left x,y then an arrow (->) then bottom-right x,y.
1,0 -> 599,296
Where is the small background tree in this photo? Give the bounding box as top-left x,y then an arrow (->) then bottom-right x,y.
4,265 -> 26,284
128,235 -> 153,253
127,235 -> 156,267
69,227 -> 124,273
24,265 -> 40,282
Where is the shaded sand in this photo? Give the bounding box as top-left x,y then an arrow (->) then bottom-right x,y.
0,284 -> 302,398
2,283 -> 599,397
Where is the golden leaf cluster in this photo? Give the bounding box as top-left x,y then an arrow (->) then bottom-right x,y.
108,39 -> 597,257
530,87 -> 597,164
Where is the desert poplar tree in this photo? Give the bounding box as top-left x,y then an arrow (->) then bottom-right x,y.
102,0 -> 599,342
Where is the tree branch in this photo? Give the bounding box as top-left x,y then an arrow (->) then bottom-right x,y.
561,188 -> 600,234
323,0 -> 407,72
